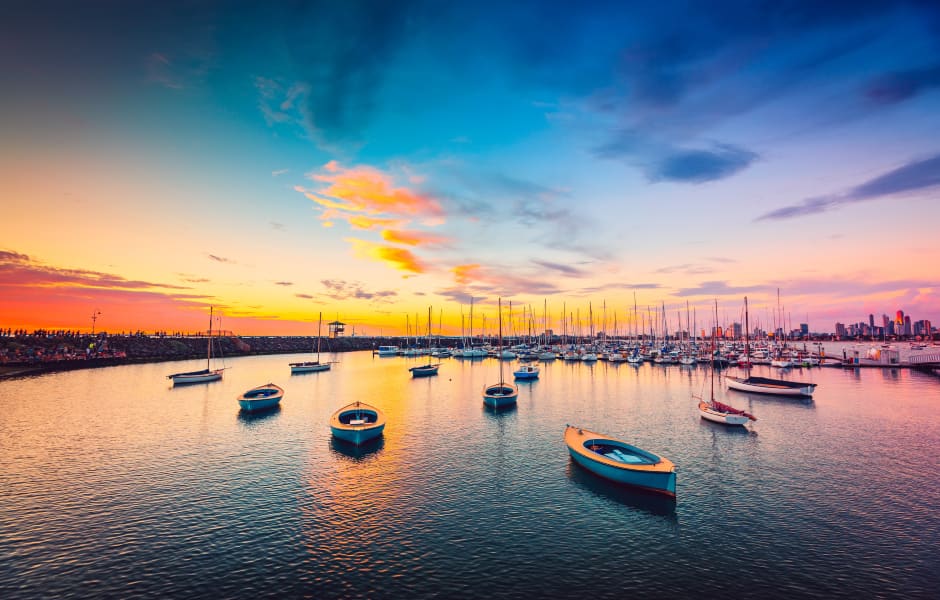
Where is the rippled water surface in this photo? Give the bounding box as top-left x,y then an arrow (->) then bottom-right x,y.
2,350 -> 939,599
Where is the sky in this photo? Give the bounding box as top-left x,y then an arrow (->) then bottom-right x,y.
2,0 -> 939,336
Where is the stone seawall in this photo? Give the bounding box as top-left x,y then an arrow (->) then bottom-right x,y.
0,334 -> 457,377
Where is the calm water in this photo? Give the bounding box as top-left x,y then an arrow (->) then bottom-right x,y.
1,350 -> 938,599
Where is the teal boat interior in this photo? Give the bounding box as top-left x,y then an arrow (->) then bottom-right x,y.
243,387 -> 280,399
585,441 -> 658,465
338,409 -> 378,425
485,385 -> 515,396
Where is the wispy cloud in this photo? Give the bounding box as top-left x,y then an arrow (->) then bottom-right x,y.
674,280 -> 769,297
274,281 -> 293,286
295,293 -> 314,299
304,161 -> 444,221
756,153 -> 940,221
864,64 -> 940,105
531,260 -> 589,278
381,229 -> 451,247
271,169 -> 289,177
346,238 -> 428,274
207,254 -> 234,263
1,249 -> 189,290
320,279 -> 398,301
654,263 -> 718,275
270,221 -> 286,231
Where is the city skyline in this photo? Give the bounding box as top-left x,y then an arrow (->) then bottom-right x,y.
3,1 -> 939,335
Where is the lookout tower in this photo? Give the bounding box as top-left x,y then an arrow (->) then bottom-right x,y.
329,320 -> 346,338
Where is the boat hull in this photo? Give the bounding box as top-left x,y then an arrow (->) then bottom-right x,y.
565,426 -> 676,497
290,362 -> 330,374
513,368 -> 540,380
331,423 -> 385,445
726,376 -> 816,397
698,401 -> 750,426
168,369 -> 223,385
410,364 -> 439,377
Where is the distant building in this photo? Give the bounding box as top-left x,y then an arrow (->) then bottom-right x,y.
869,314 -> 875,330
835,322 -> 846,338
328,320 -> 346,338
903,316 -> 912,336
800,323 -> 809,336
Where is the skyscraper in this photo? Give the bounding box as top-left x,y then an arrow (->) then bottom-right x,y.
869,314 -> 875,329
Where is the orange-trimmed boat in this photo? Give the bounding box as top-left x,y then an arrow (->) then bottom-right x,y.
565,425 -> 676,497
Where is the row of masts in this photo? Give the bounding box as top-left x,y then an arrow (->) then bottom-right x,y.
396,297 -> 800,348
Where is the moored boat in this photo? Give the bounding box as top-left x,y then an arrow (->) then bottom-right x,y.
409,306 -> 441,378
168,306 -> 225,385
410,363 -> 440,377
483,298 -> 519,408
290,312 -> 331,374
697,398 -> 755,426
330,401 -> 386,445
564,425 -> 676,497
237,383 -> 284,412
375,345 -> 399,356
726,375 -> 817,397
513,365 -> 540,379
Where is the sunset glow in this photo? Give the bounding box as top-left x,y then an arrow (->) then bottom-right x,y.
2,2 -> 938,336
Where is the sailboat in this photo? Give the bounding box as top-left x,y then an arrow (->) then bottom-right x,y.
289,312 -> 331,374
167,306 -> 225,384
726,296 -> 818,397
696,301 -> 756,426
483,298 -> 519,408
410,306 -> 440,377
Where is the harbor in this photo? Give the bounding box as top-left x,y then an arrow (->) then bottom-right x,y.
1,349 -> 938,599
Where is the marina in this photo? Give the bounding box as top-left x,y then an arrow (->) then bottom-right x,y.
1,349 -> 938,598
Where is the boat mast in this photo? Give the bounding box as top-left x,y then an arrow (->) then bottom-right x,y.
317,312 -> 323,361
498,298 -> 505,385
744,297 -> 750,365
207,305 -> 213,369
711,300 -> 718,403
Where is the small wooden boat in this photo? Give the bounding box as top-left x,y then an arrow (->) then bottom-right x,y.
330,402 -> 386,445
237,383 -> 284,412
565,425 -> 676,497
726,375 -> 817,397
513,365 -> 540,380
409,363 -> 440,377
168,306 -> 225,385
698,399 -> 755,426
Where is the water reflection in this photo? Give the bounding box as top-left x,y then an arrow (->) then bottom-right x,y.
483,403 -> 518,419
698,418 -> 756,435
565,461 -> 678,521
236,404 -> 282,425
730,391 -> 815,408
330,436 -> 385,461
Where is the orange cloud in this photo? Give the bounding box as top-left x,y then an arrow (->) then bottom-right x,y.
452,263 -> 482,285
348,215 -> 405,230
347,239 -> 428,274
307,162 -> 444,219
381,229 -> 451,247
